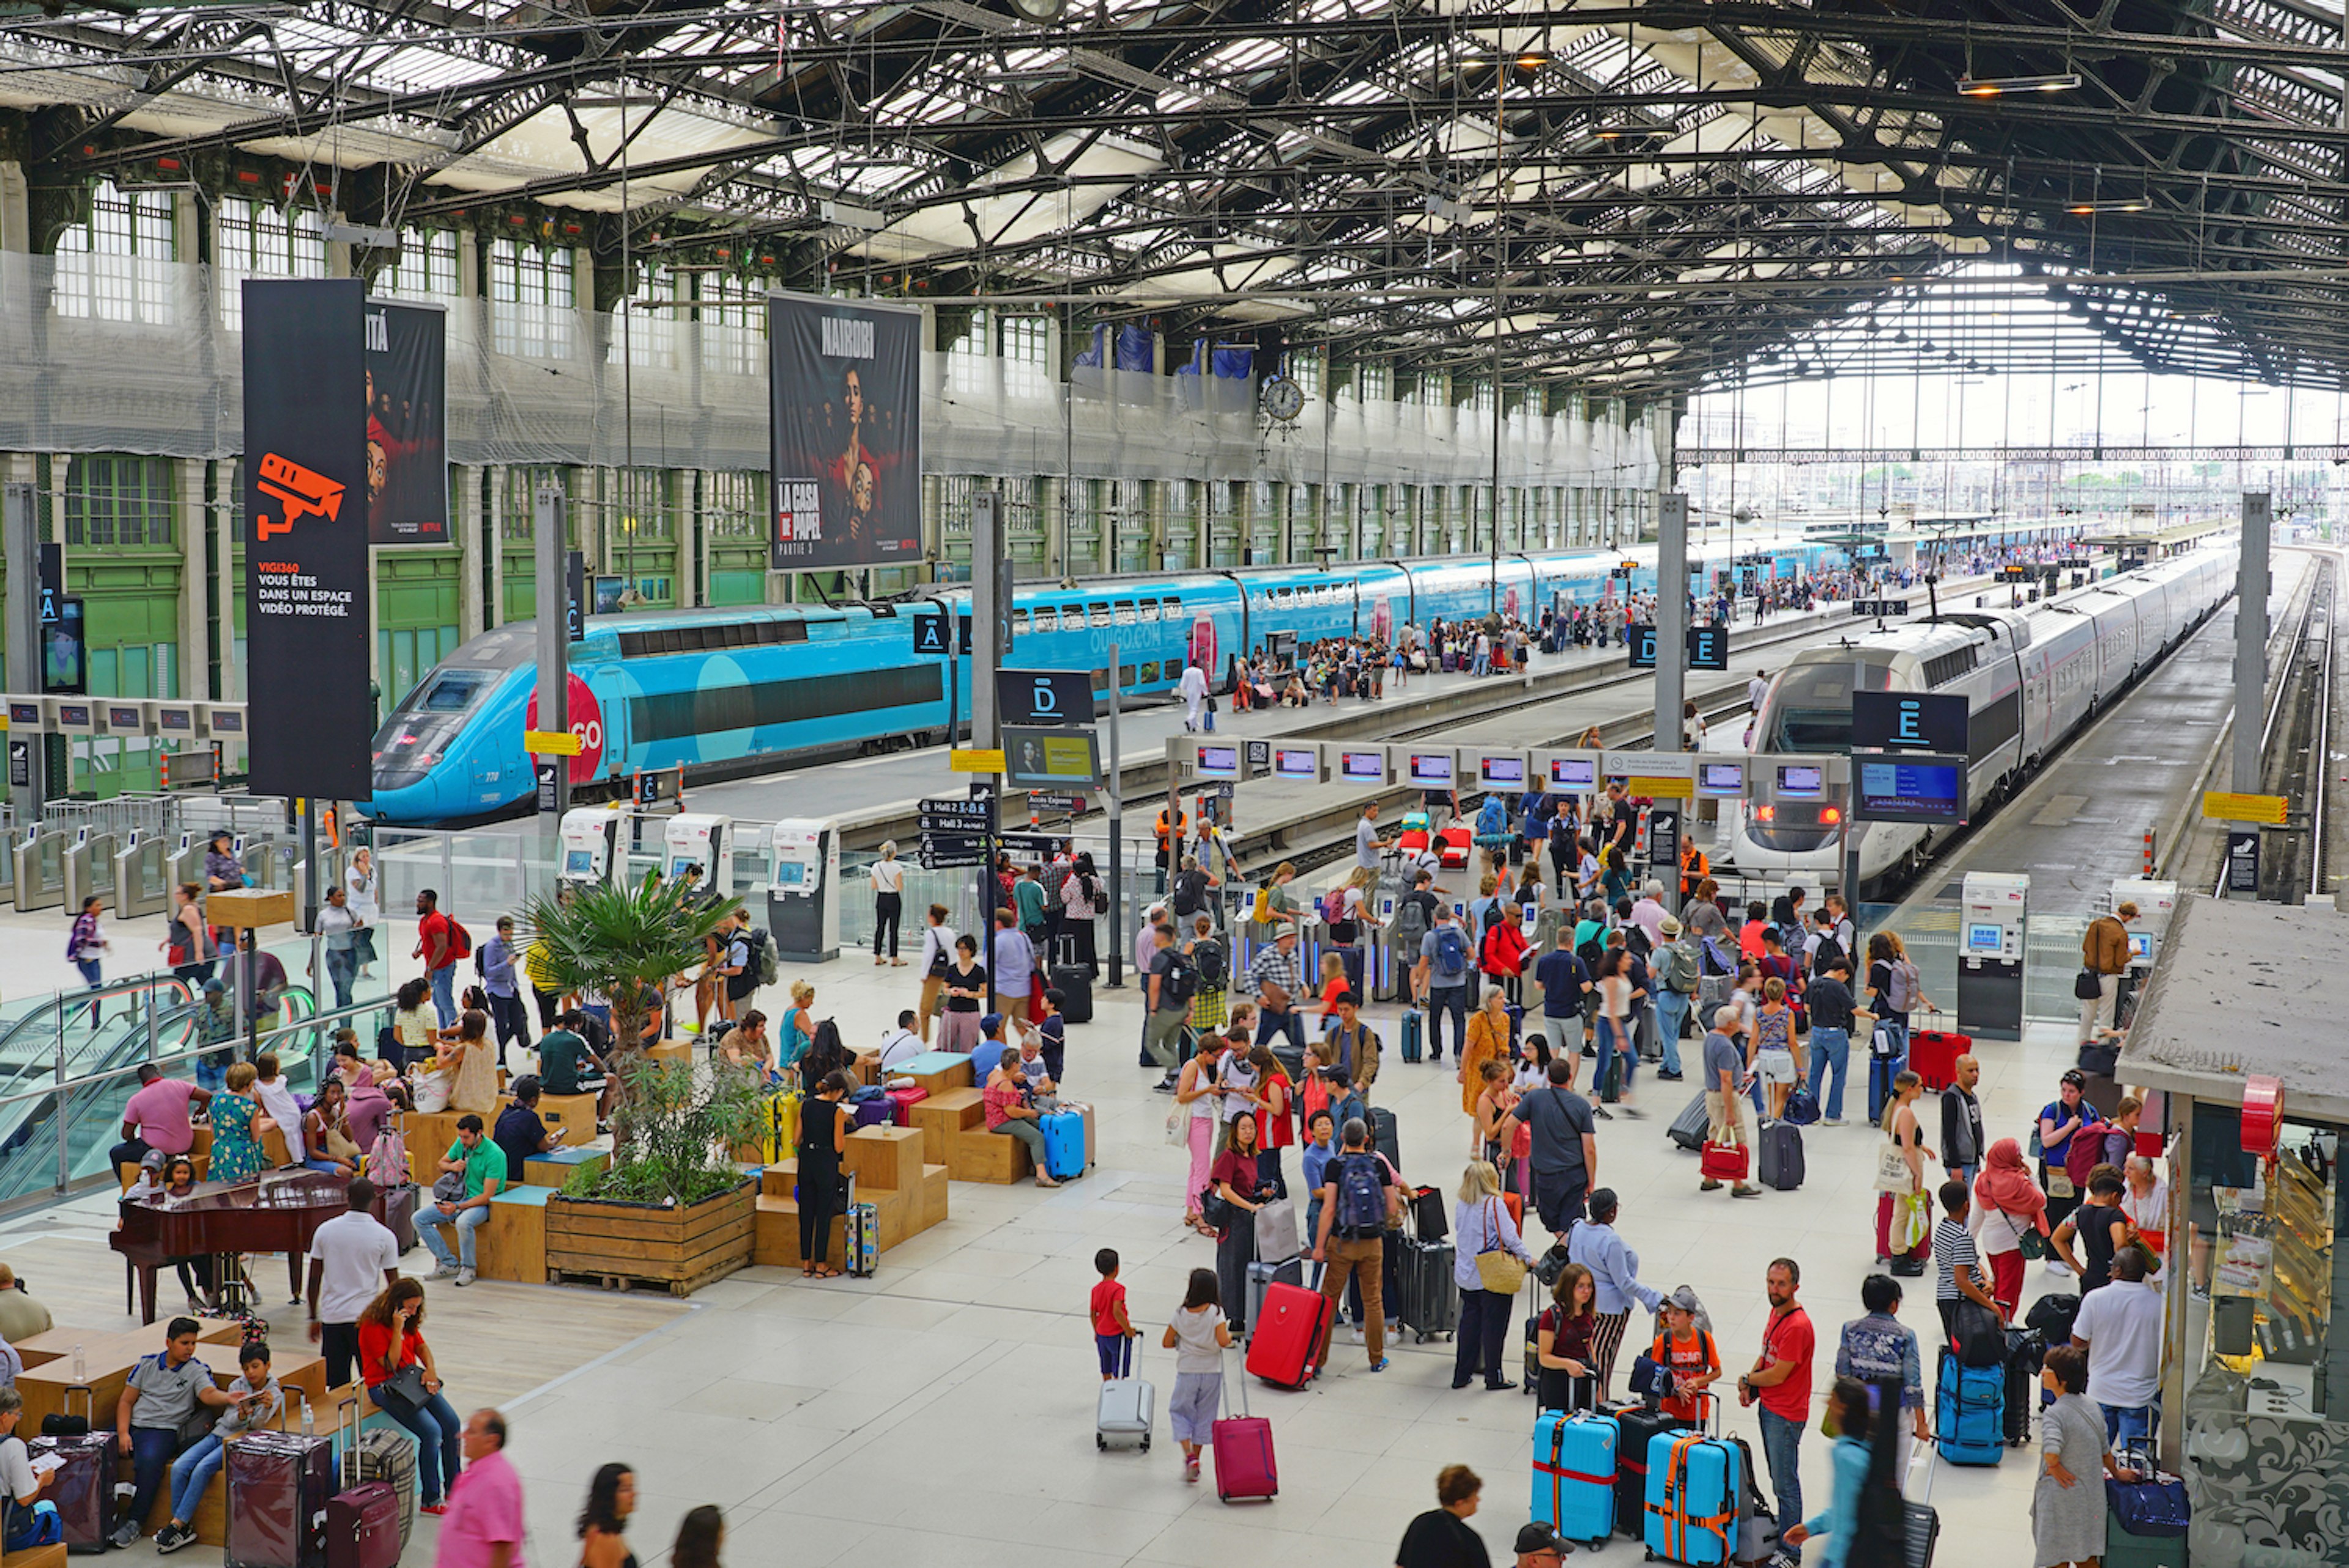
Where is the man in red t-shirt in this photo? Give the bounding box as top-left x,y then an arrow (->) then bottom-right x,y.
414,888 -> 458,1028
1737,1258 -> 1814,1536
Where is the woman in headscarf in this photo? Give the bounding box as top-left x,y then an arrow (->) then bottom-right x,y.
1971,1137 -> 2050,1321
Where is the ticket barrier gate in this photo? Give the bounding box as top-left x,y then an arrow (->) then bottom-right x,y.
114,830 -> 171,919
11,825 -> 65,912
292,846 -> 349,929
166,832 -> 206,892
240,839 -> 279,890
60,827 -> 118,914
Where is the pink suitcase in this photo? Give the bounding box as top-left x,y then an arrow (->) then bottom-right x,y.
886,1085 -> 928,1126
1212,1352 -> 1277,1503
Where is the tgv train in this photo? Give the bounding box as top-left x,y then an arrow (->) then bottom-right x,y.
1729,543 -> 2239,891
365,533 -> 1867,824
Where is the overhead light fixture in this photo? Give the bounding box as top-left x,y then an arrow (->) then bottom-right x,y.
2066,199 -> 2150,214
987,61 -> 1078,86
1958,72 -> 2080,95
819,198 -> 885,231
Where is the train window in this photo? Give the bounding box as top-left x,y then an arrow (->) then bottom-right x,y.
1032,608 -> 1057,633
1012,609 -> 1030,633
1165,595 -> 1181,617
1119,664 -> 1137,686
417,669 -> 491,712
1091,667 -> 1109,691
1088,602 -> 1111,628
1138,598 -> 1158,622
1139,661 -> 1160,682
776,621 -> 807,644
1113,601 -> 1137,625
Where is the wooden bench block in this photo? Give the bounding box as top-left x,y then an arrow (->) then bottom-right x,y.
844,1125 -> 923,1194
6,1540 -> 67,1568
420,1190 -> 548,1283
401,1109 -> 473,1163
260,1125 -> 292,1167
900,1052 -> 975,1098
644,1039 -> 693,1070
948,1126 -> 1030,1183
870,1186 -> 919,1250
758,1161 -> 799,1198
853,1049 -> 882,1087
524,1146 -> 609,1188
752,1194 -> 845,1268
916,1164 -> 949,1231
910,1088 -> 985,1164
533,1093 -> 600,1140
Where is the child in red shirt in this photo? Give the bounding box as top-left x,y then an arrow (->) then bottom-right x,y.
1090,1248 -> 1140,1380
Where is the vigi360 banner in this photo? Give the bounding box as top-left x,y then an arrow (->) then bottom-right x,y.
364,299 -> 448,544
242,279 -> 374,801
768,292 -> 922,571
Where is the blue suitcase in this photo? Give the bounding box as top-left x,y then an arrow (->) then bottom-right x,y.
1643,1427 -> 1742,1566
1531,1410 -> 1616,1548
1935,1346 -> 2004,1466
1039,1109 -> 1086,1180
1400,1010 -> 1423,1063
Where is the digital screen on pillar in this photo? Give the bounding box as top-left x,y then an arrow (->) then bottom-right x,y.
1854,754 -> 1965,824
1275,747 -> 1323,781
1406,752 -> 1454,788
2129,933 -> 2153,960
208,710 -> 244,735
1696,762 -> 1745,797
1480,754 -> 1527,788
1549,757 -> 1597,789
1776,765 -> 1824,797
7,702 -> 36,727
106,705 -> 140,730
1339,749 -> 1389,785
157,707 -> 191,733
773,860 -> 806,887
1193,744 -> 1241,781
1966,923 -> 2002,954
564,850 -> 595,877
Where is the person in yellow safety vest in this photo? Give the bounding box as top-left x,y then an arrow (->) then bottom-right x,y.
1679,839 -> 1710,902
1154,806 -> 1186,897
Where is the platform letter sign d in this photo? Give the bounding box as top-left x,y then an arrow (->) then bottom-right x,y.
1027,675 -> 1061,721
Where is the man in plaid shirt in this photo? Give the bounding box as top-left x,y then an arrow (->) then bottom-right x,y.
1249,928 -> 1307,1052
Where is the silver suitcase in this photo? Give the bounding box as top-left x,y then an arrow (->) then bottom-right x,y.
1096,1345 -> 1154,1452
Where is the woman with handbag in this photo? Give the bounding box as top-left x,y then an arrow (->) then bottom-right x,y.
1206,1112 -> 1273,1336
1449,1161 -> 1535,1391
1534,1262 -> 1600,1412
1972,1138 -> 2052,1319
1874,1071 -> 1934,1272
355,1278 -> 462,1514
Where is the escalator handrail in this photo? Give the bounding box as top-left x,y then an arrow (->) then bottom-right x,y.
0,986 -> 376,1117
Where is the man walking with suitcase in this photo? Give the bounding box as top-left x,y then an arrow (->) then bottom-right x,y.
434,1411 -> 522,1568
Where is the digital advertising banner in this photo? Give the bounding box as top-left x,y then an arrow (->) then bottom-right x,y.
243,278 -> 374,801
768,292 -> 922,571
365,299 -> 448,544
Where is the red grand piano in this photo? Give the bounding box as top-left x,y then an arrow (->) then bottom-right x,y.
112,1170 -> 348,1325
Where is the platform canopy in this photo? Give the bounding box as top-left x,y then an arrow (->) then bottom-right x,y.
13,0 -> 2349,401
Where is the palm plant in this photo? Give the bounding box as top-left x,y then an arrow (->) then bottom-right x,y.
517,874 -> 741,1085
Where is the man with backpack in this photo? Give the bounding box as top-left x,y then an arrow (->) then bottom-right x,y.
1141,923 -> 1195,1079
1652,916 -> 1697,1082
1311,1116 -> 1400,1375
1390,872 -> 1438,1006
414,888 -> 466,1028
1412,907 -> 1475,1065
1248,927 -> 1308,1053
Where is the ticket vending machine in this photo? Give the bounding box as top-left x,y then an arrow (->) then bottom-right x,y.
558,806 -> 630,888
2109,877 -> 2178,1025
662,814 -> 733,897
766,818 -> 839,962
1957,871 -> 2029,1040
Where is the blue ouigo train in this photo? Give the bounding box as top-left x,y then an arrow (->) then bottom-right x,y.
362,533 -> 1853,825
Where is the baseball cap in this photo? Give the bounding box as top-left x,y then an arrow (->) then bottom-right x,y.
1513,1523 -> 1567,1556
980,1013 -> 1004,1036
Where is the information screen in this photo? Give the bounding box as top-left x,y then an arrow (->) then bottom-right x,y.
1480,754 -> 1527,787
1274,747 -> 1322,781
1967,923 -> 2002,954
1855,755 -> 1965,823
1696,762 -> 1745,797
1408,752 -> 1454,788
1776,765 -> 1824,797
2129,932 -> 2153,960
564,849 -> 596,876
1339,750 -> 1388,785
1193,744 -> 1241,780
1549,757 -> 1597,789
774,860 -> 807,887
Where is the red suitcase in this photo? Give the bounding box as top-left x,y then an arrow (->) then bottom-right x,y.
1245,1280 -> 1331,1390
1211,1354 -> 1277,1503
226,1430 -> 336,1568
324,1483 -> 399,1568
886,1086 -> 928,1126
28,1430 -> 113,1554
1437,824 -> 1473,869
1908,1029 -> 1969,1092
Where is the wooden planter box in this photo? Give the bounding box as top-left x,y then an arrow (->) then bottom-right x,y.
544,1176 -> 756,1296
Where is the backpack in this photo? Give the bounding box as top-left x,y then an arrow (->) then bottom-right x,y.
442,918 -> 473,962
1575,930 -> 1606,973
1811,929 -> 1847,979
1251,885 -> 1274,924
1887,959 -> 1918,1013
1661,941 -> 1700,995
1700,935 -> 1735,975
1433,924 -> 1469,979
1159,949 -> 1198,1006
2064,1113 -> 2111,1188
1475,796 -> 1507,839
365,1121 -> 410,1188
1193,937 -> 1227,989
1321,889 -> 1348,926
1334,1153 -> 1386,1234
1390,896 -> 1431,949
748,927 -> 780,987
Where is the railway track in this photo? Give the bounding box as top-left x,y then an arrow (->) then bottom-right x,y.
2240,554 -> 2336,903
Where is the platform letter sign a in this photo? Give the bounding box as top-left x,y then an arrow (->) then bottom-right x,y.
913,615 -> 951,655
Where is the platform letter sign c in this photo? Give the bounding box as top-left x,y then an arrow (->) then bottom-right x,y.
1893,699 -> 1926,746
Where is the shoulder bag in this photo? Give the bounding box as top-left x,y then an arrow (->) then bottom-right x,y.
1474,1197 -> 1528,1295
2074,967 -> 2102,1001
374,1362 -> 431,1418
1874,1138 -> 1915,1193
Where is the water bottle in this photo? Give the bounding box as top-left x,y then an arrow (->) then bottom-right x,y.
71,1343 -> 84,1383
300,1395 -> 313,1436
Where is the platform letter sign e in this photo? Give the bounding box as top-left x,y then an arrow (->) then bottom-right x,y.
1893,698 -> 1926,746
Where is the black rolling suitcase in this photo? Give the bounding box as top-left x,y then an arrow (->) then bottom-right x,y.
1756,1120 -> 1805,1191
226,1430 -> 336,1568
1395,1233 -> 1457,1343
2002,1328 -> 2044,1446
1050,964 -> 1093,1025
1668,1090 -> 1710,1152
1608,1405 -> 1691,1540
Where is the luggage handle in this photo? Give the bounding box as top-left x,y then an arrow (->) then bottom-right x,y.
1221,1346 -> 1250,1422
1904,1445 -> 1937,1507
64,1383 -> 94,1421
